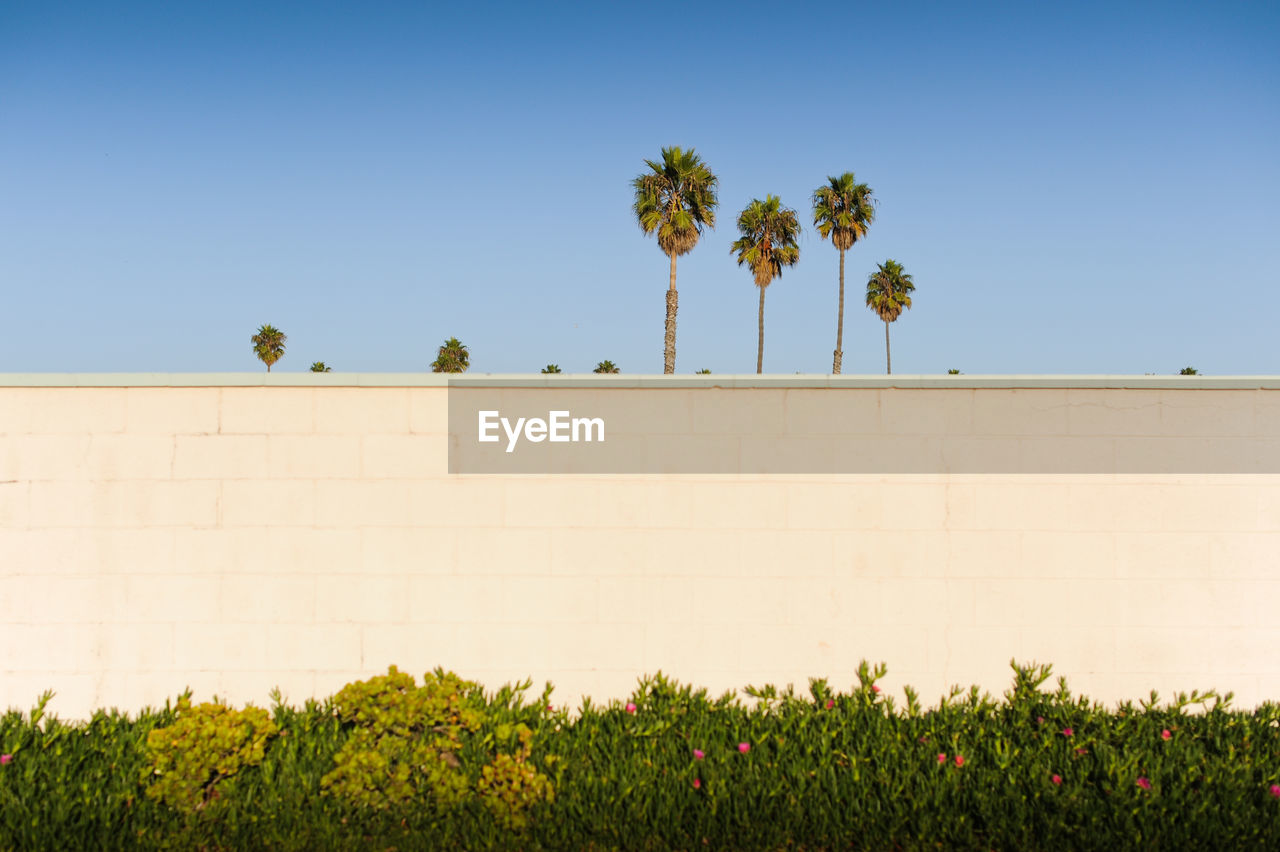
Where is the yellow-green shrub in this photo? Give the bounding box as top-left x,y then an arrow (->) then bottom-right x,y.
476,723 -> 555,829
142,697 -> 277,812
320,666 -> 484,810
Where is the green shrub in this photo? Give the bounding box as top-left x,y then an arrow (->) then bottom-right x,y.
5,661 -> 1280,850
319,666 -> 484,811
142,696 -> 277,812
476,723 -> 555,829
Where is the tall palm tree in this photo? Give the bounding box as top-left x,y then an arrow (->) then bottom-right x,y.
812,172 -> 875,373
731,196 -> 801,374
541,364 -> 562,374
593,360 -> 620,374
251,324 -> 286,372
865,260 -> 915,375
431,337 -> 470,373
310,361 -> 332,372
632,147 -> 718,374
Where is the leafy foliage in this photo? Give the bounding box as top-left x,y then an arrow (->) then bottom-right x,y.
143,697 -> 277,813
250,324 -> 286,372
431,337 -> 469,373
632,147 -> 718,259
731,195 -> 802,289
310,361 -> 332,372
540,364 -> 561,373
3,664 -> 1280,850
593,360 -> 619,374
320,667 -> 482,811
812,172 -> 875,253
866,259 -> 915,323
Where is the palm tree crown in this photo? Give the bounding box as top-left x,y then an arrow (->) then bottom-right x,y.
251,324 -> 286,372
865,260 -> 915,374
593,360 -> 620,374
431,337 -> 470,373
310,362 -> 331,373
731,195 -> 802,374
541,364 -> 562,374
813,172 -> 875,373
633,146 -> 718,374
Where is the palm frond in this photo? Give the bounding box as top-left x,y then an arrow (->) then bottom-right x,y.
865,259 -> 916,323
632,146 -> 719,257
732,196 -> 802,288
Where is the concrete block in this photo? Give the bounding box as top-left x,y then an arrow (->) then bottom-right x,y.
457,528 -> 551,575
361,527 -> 456,575
500,576 -> 597,623
409,389 -> 448,434
86,435 -> 174,480
361,434 -> 444,478
315,388 -> 410,434
266,434 -> 362,479
315,574 -> 410,623
220,574 -> 316,623
224,480 -> 316,527
173,435 -> 268,479
125,388 -> 219,435
409,574 -> 507,624
220,388 -> 315,434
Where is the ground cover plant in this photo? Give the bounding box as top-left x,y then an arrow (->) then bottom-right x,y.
2,662 -> 1279,851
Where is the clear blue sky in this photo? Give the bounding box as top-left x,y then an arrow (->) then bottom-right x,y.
2,1 -> 1276,374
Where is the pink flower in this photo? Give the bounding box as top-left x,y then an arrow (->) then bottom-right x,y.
1051,774 -> 1062,785
693,749 -> 704,760
954,755 -> 965,767
871,685 -> 881,694
1036,716 -> 1045,724
1075,747 -> 1088,756
937,753 -> 947,764
1270,784 -> 1280,799
693,778 -> 701,789
1161,729 -> 1171,741
0,754 -> 10,766
918,736 -> 928,743
737,742 -> 750,754
1061,727 -> 1073,737
625,702 -> 636,714
1136,776 -> 1151,791
824,699 -> 835,709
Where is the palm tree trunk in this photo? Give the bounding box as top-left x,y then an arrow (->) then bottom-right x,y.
832,248 -> 845,374
664,253 -> 678,374
884,320 -> 891,375
757,286 -> 766,374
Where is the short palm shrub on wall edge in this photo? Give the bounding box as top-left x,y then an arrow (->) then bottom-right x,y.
2,661 -> 1279,851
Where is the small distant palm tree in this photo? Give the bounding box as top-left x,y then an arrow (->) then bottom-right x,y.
310,362 -> 332,373
812,172 -> 875,373
633,147 -> 719,374
731,196 -> 802,374
865,260 -> 915,375
541,364 -> 562,374
947,368 -> 961,375
695,368 -> 712,374
594,360 -> 620,374
431,337 -> 470,373
1179,366 -> 1199,375
251,325 -> 286,372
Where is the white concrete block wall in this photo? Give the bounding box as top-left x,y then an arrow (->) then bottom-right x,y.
1,379 -> 1278,718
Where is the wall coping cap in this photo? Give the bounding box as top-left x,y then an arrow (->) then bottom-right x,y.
1,373 -> 1279,389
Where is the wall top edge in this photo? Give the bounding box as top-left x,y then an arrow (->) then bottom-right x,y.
1,373 -> 1280,389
